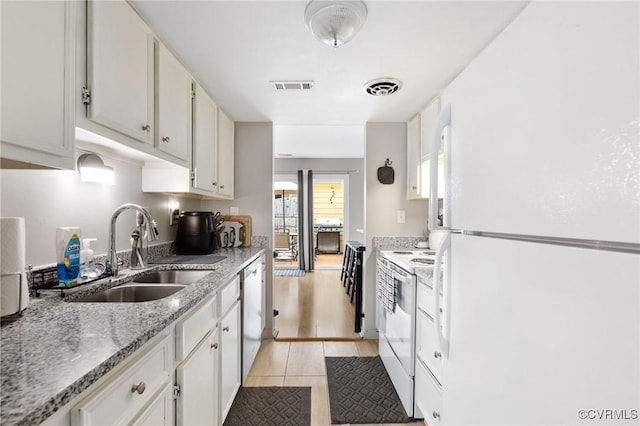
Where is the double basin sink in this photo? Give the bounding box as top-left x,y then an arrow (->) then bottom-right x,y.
70,269 -> 212,303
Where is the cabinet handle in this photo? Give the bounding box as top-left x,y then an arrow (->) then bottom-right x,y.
211,342 -> 218,349
131,381 -> 146,395
220,185 -> 225,189
412,186 -> 417,190
434,351 -> 442,359
212,182 -> 218,187
223,326 -> 230,332
141,124 -> 151,132
432,411 -> 440,420
162,136 -> 170,143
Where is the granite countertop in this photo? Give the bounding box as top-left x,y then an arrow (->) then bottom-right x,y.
0,246 -> 265,426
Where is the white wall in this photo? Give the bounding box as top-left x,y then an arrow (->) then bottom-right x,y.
363,122 -> 429,337
0,153 -> 200,267
274,157 -> 365,243
200,122 -> 275,331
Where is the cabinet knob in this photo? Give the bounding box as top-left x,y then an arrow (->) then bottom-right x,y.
220,185 -> 225,189
412,186 -> 417,190
212,182 -> 218,187
434,351 -> 442,359
141,124 -> 151,132
131,381 -> 146,395
223,326 -> 230,332
211,342 -> 218,349
161,136 -> 170,143
432,411 -> 441,419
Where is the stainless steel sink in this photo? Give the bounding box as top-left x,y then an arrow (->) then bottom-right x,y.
131,269 -> 211,284
70,284 -> 186,303
68,269 -> 211,303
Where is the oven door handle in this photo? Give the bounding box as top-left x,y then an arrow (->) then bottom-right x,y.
433,231 -> 451,358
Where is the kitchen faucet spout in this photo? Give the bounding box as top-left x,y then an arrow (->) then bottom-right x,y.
106,203 -> 159,276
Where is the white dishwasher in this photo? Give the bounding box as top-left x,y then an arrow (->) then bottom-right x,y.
241,256 -> 264,382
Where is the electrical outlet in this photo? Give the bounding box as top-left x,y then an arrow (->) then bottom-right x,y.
230,206 -> 239,215
397,210 -> 406,224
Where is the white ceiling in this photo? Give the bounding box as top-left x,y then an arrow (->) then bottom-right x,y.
131,0 -> 528,157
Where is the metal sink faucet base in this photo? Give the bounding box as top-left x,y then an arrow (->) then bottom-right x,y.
106,203 -> 159,277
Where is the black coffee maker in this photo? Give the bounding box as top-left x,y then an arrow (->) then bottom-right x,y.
174,211 -> 219,255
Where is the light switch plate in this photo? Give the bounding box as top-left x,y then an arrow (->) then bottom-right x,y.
397,210 -> 406,224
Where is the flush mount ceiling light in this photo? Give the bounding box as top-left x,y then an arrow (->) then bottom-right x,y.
364,78 -> 402,96
304,0 -> 367,48
77,153 -> 115,185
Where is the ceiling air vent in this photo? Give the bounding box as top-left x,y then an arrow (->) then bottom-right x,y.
271,81 -> 314,91
364,78 -> 402,96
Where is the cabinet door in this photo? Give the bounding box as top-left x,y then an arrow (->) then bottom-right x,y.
216,108 -> 234,198
192,84 -> 218,193
156,43 -> 191,161
420,96 -> 444,199
131,383 -> 173,426
406,113 -> 421,199
0,0 -> 75,169
87,0 -> 154,145
175,329 -> 218,426
220,301 -> 241,423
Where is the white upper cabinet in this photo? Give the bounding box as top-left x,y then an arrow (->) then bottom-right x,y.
406,114 -> 421,199
87,0 -> 154,145
156,43 -> 191,161
216,108 -> 235,199
407,95 -> 441,200
192,83 -> 218,194
1,0 -> 75,169
420,96 -> 443,200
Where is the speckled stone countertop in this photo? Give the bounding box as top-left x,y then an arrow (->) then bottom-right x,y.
0,246 -> 265,426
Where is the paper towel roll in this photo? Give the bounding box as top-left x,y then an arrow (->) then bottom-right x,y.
1,217 -> 29,316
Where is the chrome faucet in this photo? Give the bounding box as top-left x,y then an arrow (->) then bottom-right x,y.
106,203 -> 159,276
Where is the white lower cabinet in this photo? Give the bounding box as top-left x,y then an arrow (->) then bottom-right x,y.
175,329 -> 219,426
415,356 -> 443,426
70,332 -> 172,425
220,299 -> 241,423
415,278 -> 444,425
132,383 -> 173,426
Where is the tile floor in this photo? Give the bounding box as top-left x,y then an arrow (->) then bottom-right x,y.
245,339 -> 424,426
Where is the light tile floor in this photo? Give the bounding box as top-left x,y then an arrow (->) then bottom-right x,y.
245,339 -> 424,426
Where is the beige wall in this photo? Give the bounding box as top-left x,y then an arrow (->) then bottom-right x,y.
363,122 -> 429,337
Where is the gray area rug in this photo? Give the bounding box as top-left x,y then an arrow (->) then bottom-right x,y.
325,356 -> 410,424
275,268 -> 306,277
223,386 -> 311,426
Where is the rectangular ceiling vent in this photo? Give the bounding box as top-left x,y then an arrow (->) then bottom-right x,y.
271,81 -> 314,91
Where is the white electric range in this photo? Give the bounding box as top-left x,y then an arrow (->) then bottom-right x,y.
376,248 -> 437,418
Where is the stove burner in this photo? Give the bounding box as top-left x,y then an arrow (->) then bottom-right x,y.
393,251 -> 414,255
411,258 -> 435,265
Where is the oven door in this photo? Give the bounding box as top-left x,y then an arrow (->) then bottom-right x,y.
381,264 -> 416,376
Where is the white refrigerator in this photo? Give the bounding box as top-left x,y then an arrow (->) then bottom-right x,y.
425,2 -> 639,425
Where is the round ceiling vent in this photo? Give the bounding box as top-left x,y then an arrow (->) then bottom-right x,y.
364,78 -> 402,96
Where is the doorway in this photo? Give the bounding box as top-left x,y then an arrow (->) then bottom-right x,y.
273,172 -> 358,339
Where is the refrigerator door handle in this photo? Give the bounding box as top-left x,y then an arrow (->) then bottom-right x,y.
429,103 -> 451,232
433,231 -> 451,358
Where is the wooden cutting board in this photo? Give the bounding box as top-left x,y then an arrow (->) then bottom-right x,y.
221,215 -> 252,247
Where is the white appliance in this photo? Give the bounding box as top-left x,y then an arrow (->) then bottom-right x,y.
376,249 -> 436,417
241,257 -> 263,382
419,3 -> 639,425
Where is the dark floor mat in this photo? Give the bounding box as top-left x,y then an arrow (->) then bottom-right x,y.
223,386 -> 311,426
325,356 -> 410,424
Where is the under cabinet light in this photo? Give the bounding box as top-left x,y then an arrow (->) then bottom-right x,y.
77,153 -> 115,185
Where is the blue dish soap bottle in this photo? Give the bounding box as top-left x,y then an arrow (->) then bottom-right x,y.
56,227 -> 81,287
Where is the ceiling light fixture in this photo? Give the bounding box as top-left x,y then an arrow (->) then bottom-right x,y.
304,0 -> 367,48
77,153 -> 115,185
